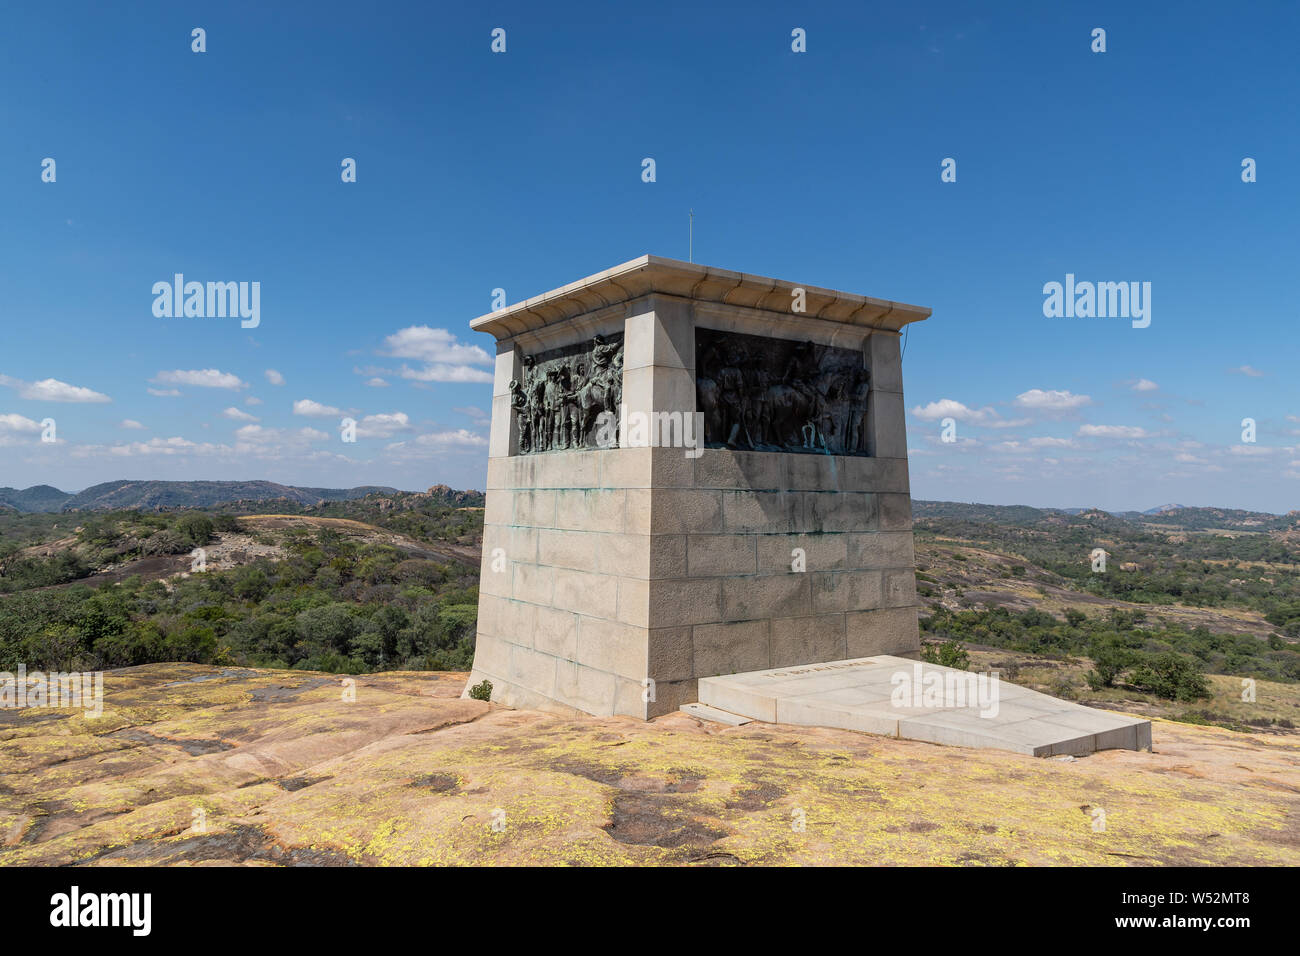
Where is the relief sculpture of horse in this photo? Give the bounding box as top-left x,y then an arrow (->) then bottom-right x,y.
572,361 -> 620,447
763,382 -> 820,449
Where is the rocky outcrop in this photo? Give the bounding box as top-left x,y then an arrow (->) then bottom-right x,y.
1,664 -> 1297,866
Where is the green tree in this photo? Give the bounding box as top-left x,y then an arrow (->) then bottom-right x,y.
1085,635 -> 1132,690
295,604 -> 362,656
1127,652 -> 1211,701
173,513 -> 216,549
920,639 -> 970,670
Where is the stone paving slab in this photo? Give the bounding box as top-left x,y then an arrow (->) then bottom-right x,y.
680,701 -> 752,725
696,655 -> 1153,756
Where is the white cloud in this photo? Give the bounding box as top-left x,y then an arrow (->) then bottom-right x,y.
72,436 -> 227,458
234,424 -> 272,443
293,399 -> 341,418
382,326 -> 492,365
234,423 -> 331,448
1014,389 -> 1092,412
222,406 -> 259,422
153,369 -> 247,390
0,413 -> 42,433
0,373 -> 111,403
380,326 -> 494,384
412,429 -> 488,448
66,425 -> 350,463
114,437 -> 202,456
245,396 -> 263,406
1132,379 -> 1159,392
365,377 -> 390,388
910,399 -> 998,424
1077,424 -> 1150,439
265,369 -> 286,386
120,419 -> 145,430
1230,365 -> 1265,378
147,387 -> 181,397
355,411 -> 412,438
386,428 -> 489,453
397,364 -> 494,384
990,438 -> 1073,453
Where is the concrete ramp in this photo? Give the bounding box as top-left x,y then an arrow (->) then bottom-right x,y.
696,656 -> 1151,756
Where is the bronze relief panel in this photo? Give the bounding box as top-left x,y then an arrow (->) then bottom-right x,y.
509,334 -> 624,454
695,328 -> 870,456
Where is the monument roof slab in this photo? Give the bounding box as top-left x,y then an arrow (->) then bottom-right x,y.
470,255 -> 931,340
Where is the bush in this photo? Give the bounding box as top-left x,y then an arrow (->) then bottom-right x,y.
212,514 -> 241,533
94,620 -> 165,667
1127,652 -> 1211,701
1085,636 -> 1132,689
232,567 -> 270,601
1049,676 -> 1077,700
141,529 -> 189,556
165,624 -> 218,662
295,603 -> 361,656
920,639 -> 970,670
173,514 -> 215,549
469,679 -> 492,702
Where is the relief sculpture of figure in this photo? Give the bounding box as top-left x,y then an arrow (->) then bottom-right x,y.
744,366 -> 773,448
514,336 -> 625,455
528,364 -> 547,452
509,378 -> 530,453
571,335 -> 622,448
848,366 -> 870,453
561,362 -> 583,449
543,366 -> 566,450
695,329 -> 872,457
716,344 -> 751,448
694,339 -> 724,446
811,366 -> 851,453
607,347 -> 623,429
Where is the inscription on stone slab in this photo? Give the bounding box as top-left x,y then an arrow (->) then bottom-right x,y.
510,334 -> 623,454
695,328 -> 870,455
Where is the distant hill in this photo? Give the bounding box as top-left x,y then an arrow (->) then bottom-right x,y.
0,480 -> 400,513
912,499 -> 1294,533
1136,506 -> 1294,532
908,501 -> 1052,524
0,485 -> 73,513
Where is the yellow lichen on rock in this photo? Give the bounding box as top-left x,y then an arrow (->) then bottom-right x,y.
1,664 -> 1296,866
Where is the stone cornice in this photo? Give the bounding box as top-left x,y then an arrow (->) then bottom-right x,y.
470,255 -> 931,340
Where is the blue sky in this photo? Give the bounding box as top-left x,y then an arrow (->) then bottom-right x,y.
2,1 -> 1298,512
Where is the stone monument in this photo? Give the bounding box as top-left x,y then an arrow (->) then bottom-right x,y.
466,256 -> 930,718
